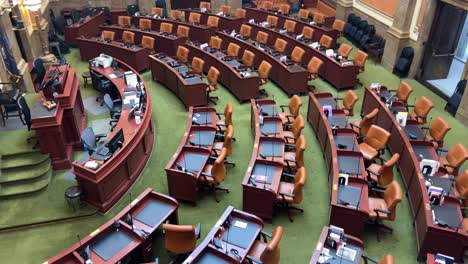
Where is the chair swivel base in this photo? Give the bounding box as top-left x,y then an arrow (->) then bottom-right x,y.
275,202 -> 304,222
208,95 -> 219,105
367,219 -> 393,242
307,84 -> 316,91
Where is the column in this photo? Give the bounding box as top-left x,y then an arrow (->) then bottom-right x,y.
335,0 -> 353,21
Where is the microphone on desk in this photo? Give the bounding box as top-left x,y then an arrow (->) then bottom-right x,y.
261,131 -> 268,136
259,153 -> 267,159
249,176 -> 257,187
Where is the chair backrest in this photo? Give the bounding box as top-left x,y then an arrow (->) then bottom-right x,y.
267,15 -> 278,27
221,5 -> 231,15
446,144 -> 468,173
378,255 -> 394,264
319,35 -> 333,49
261,226 -> 283,263
224,103 -> 233,126
207,66 -> 220,85
177,25 -> 190,38
274,38 -> 287,53
139,19 -> 152,31
354,50 -> 368,68
209,36 -> 223,49
200,1 -> 211,11
337,43 -> 353,58
313,13 -> 325,25
101,30 -> 115,41
176,46 -> 189,63
235,8 -> 246,18
207,16 -> 219,28
396,81 -> 413,103
141,36 -> 155,51
242,50 -> 255,67
343,90 -> 359,114
224,125 -> 234,156
212,147 -> 227,183
240,24 -> 252,38
261,1 -> 274,10
33,58 -> 46,83
383,181 -> 402,221
332,19 -> 345,33
122,31 -> 135,45
378,153 -> 399,186
127,4 -> 139,16
365,125 -> 390,149
189,12 -> 201,24
192,57 -> 205,74
81,127 -> 98,151
17,95 -> 31,130
118,16 -> 131,27
359,108 -> 378,136
429,117 -> 450,145
160,22 -> 173,33
288,95 -> 302,116
292,167 -> 307,203
162,224 -> 197,254
302,27 -> 314,40
284,20 -> 296,33
413,96 -> 433,121
279,3 -> 290,14
256,31 -> 269,44
258,60 -> 272,79
298,9 -> 309,20
152,7 -> 163,17
170,10 -> 182,20
227,43 -> 241,58
456,170 -> 468,198
307,57 -> 323,74
103,94 -> 115,111
292,114 -> 305,138
291,47 -> 305,63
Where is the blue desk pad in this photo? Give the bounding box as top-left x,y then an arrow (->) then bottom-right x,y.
412,145 -> 433,160
181,153 -> 207,173
328,115 -> 348,128
260,141 -> 283,157
318,98 -> 337,109
193,112 -> 212,124
258,104 -> 278,116
91,229 -> 133,261
197,251 -> 231,264
191,131 -> 216,146
252,164 -> 276,184
334,135 -> 358,151
222,217 -> 258,249
338,185 -> 362,208
432,204 -> 461,229
338,156 -> 361,175
134,199 -> 173,228
403,125 -> 425,139
260,121 -> 280,135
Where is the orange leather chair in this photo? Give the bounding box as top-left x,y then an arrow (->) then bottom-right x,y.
226,43 -> 241,59
200,1 -> 211,11
455,170 -> 468,207
206,66 -> 220,105
267,15 -> 278,28
118,16 -> 131,27
438,143 -> 468,176
101,30 -> 115,41
189,12 -> 201,24
221,5 -> 231,16
319,35 -> 333,49
408,96 -> 433,125
258,60 -> 272,96
350,108 -> 379,136
389,81 -> 413,105
284,20 -> 296,34
367,181 -> 402,241
283,134 -> 306,173
276,166 -> 307,222
284,114 -> 305,145
307,57 -> 323,90
336,90 -> 359,116
191,57 -> 205,76
279,3 -> 290,14
291,47 -> 305,64
279,95 -> 302,124
199,147 -> 229,202
215,103 -> 234,134
363,254 -> 395,264
162,223 -> 201,258
170,10 -> 182,20
423,117 -> 451,148
302,27 -> 314,41
236,8 -> 246,19
313,13 -> 325,26
256,31 -> 269,45
359,125 -> 390,162
241,50 -> 255,67
212,124 -> 235,166
246,226 -> 283,263
141,36 -> 155,53
354,50 -> 368,86
240,24 -> 252,39
209,36 -> 222,50
176,46 -> 189,64
367,153 -> 400,188
337,43 -> 353,59
207,16 -> 219,28
259,1 -> 274,10
152,7 -> 163,17
160,22 -> 173,33
332,19 -> 345,38
139,19 -> 152,31
274,38 -> 287,53
177,25 -> 190,39
298,9 -> 309,20
122,31 -> 135,45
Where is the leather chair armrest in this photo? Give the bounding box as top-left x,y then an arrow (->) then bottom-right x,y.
284,135 -> 296,140
246,255 -> 263,264
208,155 -> 218,160
443,163 -> 457,169
282,172 -> 295,178
374,208 -> 390,215
285,114 -> 296,123
362,254 -> 379,264
195,222 -> 201,239
335,97 -> 344,101
437,148 -> 449,153
283,123 -> 293,131
284,143 -> 295,149
366,168 -> 380,177
95,134 -> 107,141
376,146 -> 386,151
216,112 -> 224,119
370,188 -> 386,194
211,148 -> 220,156
279,105 -> 288,112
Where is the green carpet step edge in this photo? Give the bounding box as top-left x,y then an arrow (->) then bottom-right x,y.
0,159 -> 51,183
0,145 -> 41,157
1,151 -> 50,169
0,168 -> 52,197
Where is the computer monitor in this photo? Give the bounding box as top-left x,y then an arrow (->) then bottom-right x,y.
124,71 -> 139,87
106,128 -> 124,153
128,104 -> 139,120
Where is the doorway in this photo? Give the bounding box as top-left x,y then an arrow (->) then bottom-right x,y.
418,1 -> 467,98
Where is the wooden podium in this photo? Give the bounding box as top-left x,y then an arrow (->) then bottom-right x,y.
31,64 -> 86,170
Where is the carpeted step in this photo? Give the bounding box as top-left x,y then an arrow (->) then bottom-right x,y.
0,159 -> 51,183
1,151 -> 49,169
0,169 -> 52,197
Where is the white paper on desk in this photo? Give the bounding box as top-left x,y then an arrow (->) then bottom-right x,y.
249,19 -> 255,24
296,34 -> 303,40
200,43 -> 208,49
109,73 -> 117,79
326,49 -> 334,57
234,220 -> 247,229
216,11 -> 223,16
279,29 -> 287,34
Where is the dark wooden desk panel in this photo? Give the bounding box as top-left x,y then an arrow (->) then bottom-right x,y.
65,13 -> 105,46
181,9 -> 243,32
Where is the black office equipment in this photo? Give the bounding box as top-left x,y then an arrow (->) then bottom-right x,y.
107,128 -> 124,154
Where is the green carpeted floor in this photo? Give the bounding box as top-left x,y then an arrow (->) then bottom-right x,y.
0,37 -> 467,263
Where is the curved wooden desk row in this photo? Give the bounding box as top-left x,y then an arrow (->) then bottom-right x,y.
181,9 -> 244,32
247,23 -> 358,90
186,43 -> 261,102
307,92 -> 369,238
362,87 -> 467,261
65,13 -> 106,46
183,206 -> 264,264
245,7 -> 338,46
132,15 -> 217,43
165,106 -> 219,204
242,99 -> 286,220
47,188 -> 179,264
72,58 -> 154,212
218,31 -> 309,96
149,54 -> 208,108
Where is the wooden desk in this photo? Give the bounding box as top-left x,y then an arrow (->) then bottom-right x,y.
31,64 -> 86,170
132,16 -> 216,43
183,206 -> 264,264
181,9 -> 243,32
47,188 -> 179,264
247,23 -> 358,90
308,92 -> 369,238
72,58 -> 154,212
426,253 -> 460,264
309,226 -> 364,264
149,54 -> 208,108
218,32 -> 309,96
110,8 -> 127,25
77,37 -> 150,72
245,7 -> 338,44
98,25 -> 187,56
362,86 -> 468,261
186,44 -> 260,102
65,13 -> 105,46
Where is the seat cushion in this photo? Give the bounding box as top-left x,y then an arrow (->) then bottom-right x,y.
360,142 -> 378,161
283,151 -> 297,169
439,157 -> 454,175
247,240 -> 267,260
279,112 -> 294,124
200,165 -> 215,183
368,163 -> 381,182
351,120 -> 360,134
368,197 -> 389,220
276,182 -> 295,203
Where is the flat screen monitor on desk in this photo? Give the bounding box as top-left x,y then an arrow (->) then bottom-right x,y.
108,128 -> 124,153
